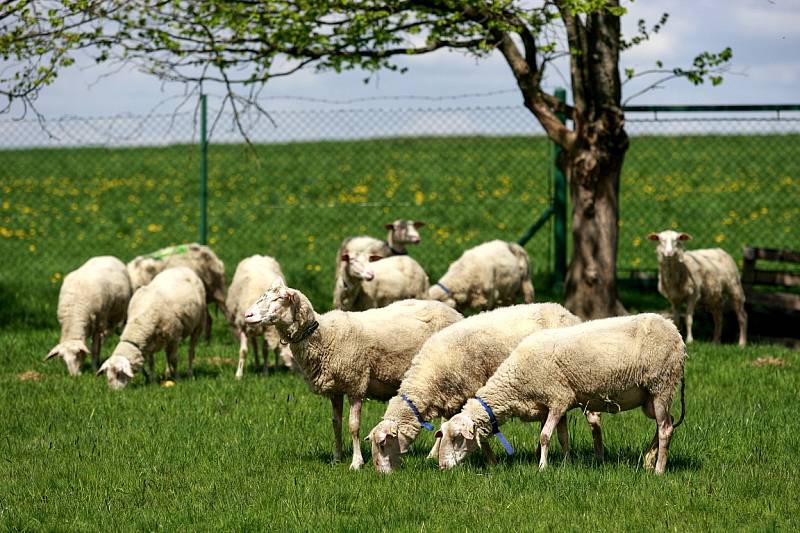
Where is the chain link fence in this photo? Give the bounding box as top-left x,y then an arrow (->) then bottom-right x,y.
1,103 -> 798,328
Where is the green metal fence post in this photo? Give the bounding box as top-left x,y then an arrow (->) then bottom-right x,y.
199,94 -> 208,245
552,87 -> 567,292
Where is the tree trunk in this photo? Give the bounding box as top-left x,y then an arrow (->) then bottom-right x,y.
562,120 -> 629,319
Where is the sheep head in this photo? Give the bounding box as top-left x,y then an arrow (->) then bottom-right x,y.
45,340 -> 89,376
385,219 -> 425,246
340,253 -> 378,281
245,278 -> 315,342
428,284 -> 457,309
367,420 -> 407,474
438,413 -> 480,469
96,355 -> 135,390
126,257 -> 163,290
648,230 -> 692,260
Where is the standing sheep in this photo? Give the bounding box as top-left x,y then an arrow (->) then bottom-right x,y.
367,303 -> 606,474
97,267 -> 205,390
333,219 -> 425,309
438,313 -> 686,475
244,277 -> 462,470
428,240 -> 534,312
648,230 -> 747,346
336,254 -> 430,311
226,254 -> 292,379
127,243 -> 231,339
46,256 -> 132,376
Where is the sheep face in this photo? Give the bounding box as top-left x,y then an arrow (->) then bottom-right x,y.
244,277 -> 295,327
45,340 -> 89,376
127,257 -> 162,290
97,355 -> 135,390
385,219 -> 425,245
340,253 -> 377,281
368,420 -> 404,474
437,413 -> 479,469
648,230 -> 692,260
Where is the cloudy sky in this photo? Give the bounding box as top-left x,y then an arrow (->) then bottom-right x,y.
9,0 -> 800,118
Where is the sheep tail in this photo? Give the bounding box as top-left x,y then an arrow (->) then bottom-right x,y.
672,376 -> 686,429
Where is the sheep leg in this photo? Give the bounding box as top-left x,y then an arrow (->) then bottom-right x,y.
736,305 -> 748,347
685,300 -> 696,344
204,307 -> 213,343
348,397 -> 364,470
481,440 -> 497,466
188,329 -> 198,378
556,416 -> 570,462
711,310 -> 723,344
534,420 -> 543,462
331,394 -> 344,463
261,337 -> 270,376
91,330 -> 102,373
539,409 -> 565,471
584,411 -> 604,462
653,399 -> 675,475
250,336 -> 260,372
144,353 -> 156,384
165,342 -> 179,380
642,398 -> 659,470
235,330 -> 248,380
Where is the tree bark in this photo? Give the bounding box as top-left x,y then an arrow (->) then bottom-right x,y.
562,117 -> 629,319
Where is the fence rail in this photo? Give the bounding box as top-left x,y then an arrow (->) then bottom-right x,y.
1,99 -> 798,326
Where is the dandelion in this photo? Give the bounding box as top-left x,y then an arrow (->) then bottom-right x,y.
414,190 -> 425,205
147,224 -> 163,233
714,234 -> 725,244
632,236 -> 641,247
28,244 -> 36,253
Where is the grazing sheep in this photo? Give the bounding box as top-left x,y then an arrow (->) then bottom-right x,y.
127,243 -> 231,339
648,230 -> 747,346
97,267 -> 205,390
336,254 -> 430,311
428,240 -> 534,312
45,256 -> 132,376
333,219 -> 425,309
244,277 -> 462,470
438,313 -> 686,475
226,255 -> 293,379
367,303 -> 606,474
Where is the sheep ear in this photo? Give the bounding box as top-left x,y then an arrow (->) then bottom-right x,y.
340,253 -> 350,263
678,233 -> 692,241
434,430 -> 443,439
44,347 -> 61,361
122,365 -> 135,379
78,341 -> 90,355
364,429 -> 373,442
270,277 -> 286,290
95,363 -> 107,377
413,221 -> 425,229
389,425 -> 398,438
384,223 -> 395,230
368,255 -> 383,263
460,427 -> 475,440
647,233 -> 660,241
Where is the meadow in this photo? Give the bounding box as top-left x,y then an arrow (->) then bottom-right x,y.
1,133 -> 799,529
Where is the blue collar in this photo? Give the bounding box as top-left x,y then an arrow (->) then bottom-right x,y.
434,282 -> 451,296
401,394 -> 434,431
475,396 -> 514,455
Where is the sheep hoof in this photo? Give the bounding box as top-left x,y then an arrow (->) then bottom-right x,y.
349,459 -> 364,470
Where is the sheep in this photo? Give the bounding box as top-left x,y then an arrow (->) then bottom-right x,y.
45,256 -> 132,376
335,254 -> 430,311
244,277 -> 462,470
226,254 -> 293,379
333,219 -> 425,309
428,240 -> 534,312
366,303 -> 608,474
438,313 -> 686,475
647,230 -> 747,346
127,243 -> 231,339
97,267 -> 206,390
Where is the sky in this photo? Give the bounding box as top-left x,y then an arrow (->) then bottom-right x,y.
5,0 -> 799,119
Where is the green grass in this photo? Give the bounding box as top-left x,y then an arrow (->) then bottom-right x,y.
1,133 -> 799,529
2,330 -> 798,530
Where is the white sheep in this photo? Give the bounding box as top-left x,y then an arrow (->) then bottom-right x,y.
97,266 -> 206,390
333,219 -> 425,309
335,254 -> 430,311
428,240 -> 534,312
438,313 -> 686,475
45,256 -> 132,376
126,243 -> 230,339
226,254 -> 293,379
244,277 -> 462,470
367,303 -> 607,474
648,230 -> 747,346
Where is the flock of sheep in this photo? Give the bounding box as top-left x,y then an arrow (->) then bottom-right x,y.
45,220 -> 750,474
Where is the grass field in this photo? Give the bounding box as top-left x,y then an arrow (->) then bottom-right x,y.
1,132 -> 799,529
